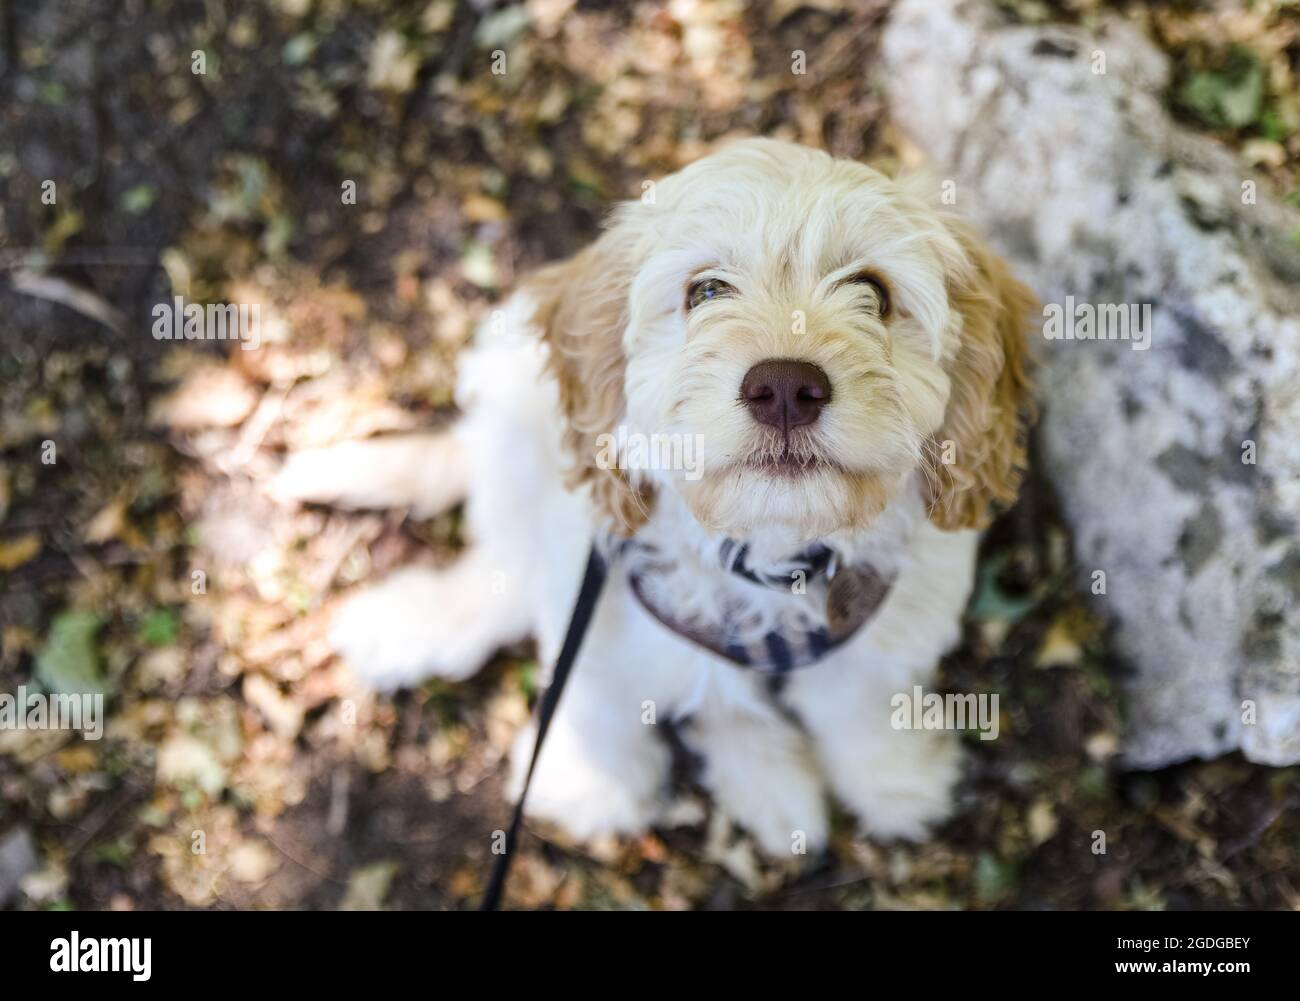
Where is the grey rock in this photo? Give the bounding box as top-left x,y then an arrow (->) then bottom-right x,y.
883,0 -> 1300,767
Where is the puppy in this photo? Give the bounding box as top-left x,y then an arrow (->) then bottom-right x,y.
325,138 -> 1035,856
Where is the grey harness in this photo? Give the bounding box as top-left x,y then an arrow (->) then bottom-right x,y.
623,538 -> 894,674
482,535 -> 893,907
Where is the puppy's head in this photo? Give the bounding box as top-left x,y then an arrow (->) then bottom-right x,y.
528,138 -> 1035,545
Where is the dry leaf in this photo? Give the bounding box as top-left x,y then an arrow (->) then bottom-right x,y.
0,534 -> 41,571
242,674 -> 304,740
228,840 -> 277,884
1035,617 -> 1084,669
84,499 -> 128,545
338,860 -> 399,910
463,193 -> 508,222
150,365 -> 258,431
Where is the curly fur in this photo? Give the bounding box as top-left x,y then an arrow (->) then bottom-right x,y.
327,138 -> 1037,857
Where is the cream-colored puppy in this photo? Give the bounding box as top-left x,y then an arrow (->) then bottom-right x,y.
321,138 -> 1035,855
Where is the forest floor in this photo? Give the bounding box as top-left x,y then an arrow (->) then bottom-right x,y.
1,0 -> 1298,910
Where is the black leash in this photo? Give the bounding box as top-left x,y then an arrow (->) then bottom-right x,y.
479,545 -> 608,910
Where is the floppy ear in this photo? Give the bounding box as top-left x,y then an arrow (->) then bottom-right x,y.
524,224 -> 654,534
924,219 -> 1037,531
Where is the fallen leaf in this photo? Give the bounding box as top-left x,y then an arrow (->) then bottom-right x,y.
463,193 -> 507,222
974,852 -> 1018,905
35,611 -> 109,698
137,647 -> 187,690
157,734 -> 227,798
149,365 -> 258,431
968,554 -> 1039,626
242,674 -> 304,739
138,608 -> 181,648
0,534 -> 41,571
18,862 -> 67,906
1,625 -> 37,665
53,745 -> 99,774
84,499 -> 129,545
1027,799 -> 1058,846
1085,731 -> 1120,762
338,860 -> 398,910
228,840 -> 278,884
461,240 -> 498,289
367,31 -> 420,93
420,0 -> 456,34
1035,617 -> 1083,668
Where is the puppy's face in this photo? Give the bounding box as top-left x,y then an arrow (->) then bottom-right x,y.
530,139 -> 1034,545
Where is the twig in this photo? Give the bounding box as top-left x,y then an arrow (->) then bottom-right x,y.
10,269 -> 127,335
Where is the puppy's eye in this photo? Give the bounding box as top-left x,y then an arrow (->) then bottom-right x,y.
686,277 -> 736,311
848,274 -> 890,318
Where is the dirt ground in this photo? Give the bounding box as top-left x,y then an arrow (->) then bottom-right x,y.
2,0 -> 1299,910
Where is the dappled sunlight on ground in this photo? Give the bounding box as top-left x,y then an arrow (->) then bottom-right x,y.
1,0 -> 1297,910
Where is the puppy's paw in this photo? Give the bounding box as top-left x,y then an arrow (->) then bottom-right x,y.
707,756 -> 830,859
331,565 -> 512,689
838,733 -> 961,842
681,712 -> 829,859
272,431 -> 467,519
510,725 -> 665,844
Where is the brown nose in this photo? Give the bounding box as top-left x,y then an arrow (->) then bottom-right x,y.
740,359 -> 831,431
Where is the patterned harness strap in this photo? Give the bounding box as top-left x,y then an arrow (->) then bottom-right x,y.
623,537 -> 893,674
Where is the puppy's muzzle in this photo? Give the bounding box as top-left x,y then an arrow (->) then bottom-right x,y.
740,359 -> 831,432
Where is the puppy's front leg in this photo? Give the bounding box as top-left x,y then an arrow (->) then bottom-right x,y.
511,660 -> 671,843
331,547 -> 533,689
679,700 -> 828,859
783,655 -> 961,842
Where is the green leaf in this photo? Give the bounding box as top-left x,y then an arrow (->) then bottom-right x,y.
121,184 -> 158,214
1177,48 -> 1265,130
1076,764 -> 1112,800
35,611 -> 109,697
283,33 -> 317,66
1260,109 -> 1292,144
974,852 -> 1019,905
474,6 -> 532,50
1218,67 -> 1264,129
461,239 -> 498,289
92,839 -> 133,868
39,81 -> 67,105
138,608 -> 180,647
967,553 -> 1038,626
